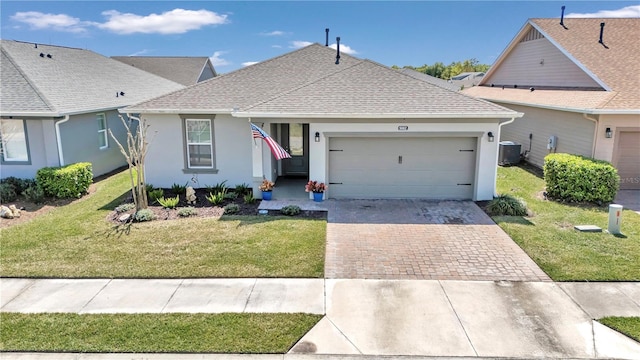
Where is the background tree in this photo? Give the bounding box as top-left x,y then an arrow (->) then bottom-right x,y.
109,115 -> 151,211
398,58 -> 490,80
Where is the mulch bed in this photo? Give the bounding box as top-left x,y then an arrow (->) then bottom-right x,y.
107,187 -> 326,223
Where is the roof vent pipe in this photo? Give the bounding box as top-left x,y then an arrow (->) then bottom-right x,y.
560,6 -> 566,28
599,22 -> 605,44
335,37 -> 341,65
325,28 -> 329,46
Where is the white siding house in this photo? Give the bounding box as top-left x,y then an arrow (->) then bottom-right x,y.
126,44 -> 521,201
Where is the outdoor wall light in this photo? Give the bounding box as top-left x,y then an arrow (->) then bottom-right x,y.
487,132 -> 495,142
315,132 -> 320,142
605,127 -> 612,138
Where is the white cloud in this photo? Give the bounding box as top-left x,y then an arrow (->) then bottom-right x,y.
129,49 -> 151,56
261,30 -> 285,36
271,45 -> 283,49
242,61 -> 259,67
290,40 -> 313,49
98,8 -> 229,34
329,43 -> 358,55
566,5 -> 640,18
11,11 -> 89,33
210,51 -> 230,67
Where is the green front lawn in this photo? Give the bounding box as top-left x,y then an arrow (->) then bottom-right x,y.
0,313 -> 321,353
0,171 -> 326,278
494,165 -> 640,281
599,317 -> 640,342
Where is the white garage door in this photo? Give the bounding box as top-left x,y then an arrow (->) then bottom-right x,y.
328,137 -> 477,199
615,131 -> 640,190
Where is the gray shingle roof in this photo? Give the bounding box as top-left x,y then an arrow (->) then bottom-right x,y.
111,56 -> 215,86
1,40 -> 185,117
398,68 -> 461,92
126,44 -> 518,118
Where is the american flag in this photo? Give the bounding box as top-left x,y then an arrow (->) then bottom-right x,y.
250,123 -> 291,160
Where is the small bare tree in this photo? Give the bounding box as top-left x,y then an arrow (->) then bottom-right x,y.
109,114 -> 151,211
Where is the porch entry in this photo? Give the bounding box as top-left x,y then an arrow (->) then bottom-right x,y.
273,123 -> 309,199
279,123 -> 309,176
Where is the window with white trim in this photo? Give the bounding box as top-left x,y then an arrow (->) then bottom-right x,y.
185,119 -> 213,168
0,119 -> 29,163
97,113 -> 108,149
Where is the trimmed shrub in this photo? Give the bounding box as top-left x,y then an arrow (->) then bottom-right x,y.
177,207 -> 198,217
281,205 -> 301,216
36,162 -> 93,199
1,177 -> 35,194
486,194 -> 528,216
158,195 -> 180,209
134,209 -> 156,222
544,153 -> 619,204
223,203 -> 240,215
0,183 -> 18,203
22,185 -> 45,204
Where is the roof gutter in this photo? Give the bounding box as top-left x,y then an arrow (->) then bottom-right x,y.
54,115 -> 70,167
494,117 -> 517,197
583,113 -> 599,158
231,112 -> 524,119
475,97 -> 640,115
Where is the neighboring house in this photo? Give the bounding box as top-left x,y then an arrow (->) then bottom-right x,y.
125,44 -> 520,201
397,68 -> 461,92
464,18 -> 640,189
111,56 -> 216,86
0,40 -> 184,179
450,72 -> 485,90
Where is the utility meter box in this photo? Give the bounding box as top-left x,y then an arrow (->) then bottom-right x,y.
499,141 -> 521,166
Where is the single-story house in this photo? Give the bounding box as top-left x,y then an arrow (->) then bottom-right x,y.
124,43 -> 522,200
0,40 -> 184,179
464,18 -> 640,189
111,56 -> 217,86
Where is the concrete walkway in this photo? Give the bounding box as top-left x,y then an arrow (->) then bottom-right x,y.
2,278 -> 639,359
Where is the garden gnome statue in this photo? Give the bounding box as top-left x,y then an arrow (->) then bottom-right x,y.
186,186 -> 197,205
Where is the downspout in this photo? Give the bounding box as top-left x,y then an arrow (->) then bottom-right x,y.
493,117 -> 517,197
583,113 -> 599,158
54,115 -> 70,166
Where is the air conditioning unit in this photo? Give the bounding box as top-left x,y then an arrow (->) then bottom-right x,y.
498,141 -> 521,166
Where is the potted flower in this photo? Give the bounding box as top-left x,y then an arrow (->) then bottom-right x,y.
305,180 -> 327,202
259,179 -> 275,201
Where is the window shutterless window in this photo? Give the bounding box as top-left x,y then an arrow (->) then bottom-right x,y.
185,119 -> 213,168
0,119 -> 29,162
97,113 -> 108,149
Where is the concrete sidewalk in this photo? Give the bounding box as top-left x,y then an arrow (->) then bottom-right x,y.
1,278 -> 639,359
0,278 -> 324,314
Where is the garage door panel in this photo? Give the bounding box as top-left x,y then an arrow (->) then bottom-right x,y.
616,131 -> 640,190
329,137 -> 477,199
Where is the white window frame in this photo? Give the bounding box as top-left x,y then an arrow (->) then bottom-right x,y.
97,113 -> 108,149
185,118 -> 214,169
0,119 -> 30,163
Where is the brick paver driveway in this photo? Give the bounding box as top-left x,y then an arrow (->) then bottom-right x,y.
324,200 -> 550,281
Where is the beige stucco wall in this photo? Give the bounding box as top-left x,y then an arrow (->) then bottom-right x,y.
498,104 -> 595,168
485,38 -> 600,88
594,114 -> 640,161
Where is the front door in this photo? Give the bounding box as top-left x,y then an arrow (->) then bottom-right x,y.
281,123 -> 309,176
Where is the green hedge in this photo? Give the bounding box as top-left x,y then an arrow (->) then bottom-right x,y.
543,153 -> 619,204
36,163 -> 93,199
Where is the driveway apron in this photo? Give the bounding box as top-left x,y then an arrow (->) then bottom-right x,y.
325,199 -> 550,281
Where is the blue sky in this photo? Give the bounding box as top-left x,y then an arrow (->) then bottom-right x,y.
2,1 -> 638,73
